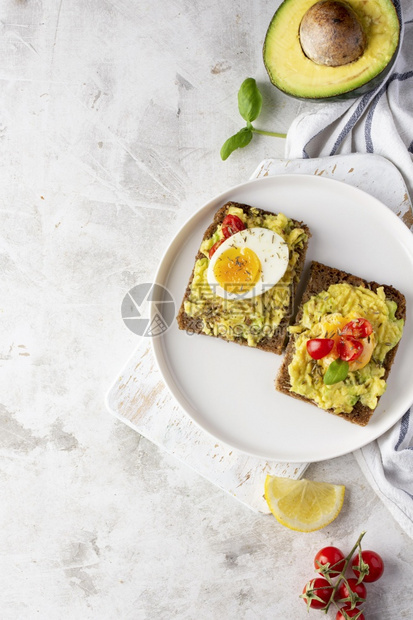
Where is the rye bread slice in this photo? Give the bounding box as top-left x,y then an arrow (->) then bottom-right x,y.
176,202 -> 311,354
276,261 -> 406,426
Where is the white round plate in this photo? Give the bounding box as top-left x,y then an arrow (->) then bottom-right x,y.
151,174 -> 413,463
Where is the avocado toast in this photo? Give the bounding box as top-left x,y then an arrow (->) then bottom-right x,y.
176,202 -> 310,353
276,261 -> 405,426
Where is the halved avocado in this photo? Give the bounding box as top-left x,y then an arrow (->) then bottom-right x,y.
263,0 -> 400,101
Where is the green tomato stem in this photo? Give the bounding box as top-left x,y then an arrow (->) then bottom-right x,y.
251,126 -> 287,139
323,531 -> 366,613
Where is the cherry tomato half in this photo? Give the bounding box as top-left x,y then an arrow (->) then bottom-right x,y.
306,338 -> 335,360
336,607 -> 365,620
222,214 -> 245,238
302,577 -> 332,610
342,318 -> 373,339
337,336 -> 363,362
314,546 -> 346,575
352,549 -> 384,583
209,239 -> 225,259
337,578 -> 366,605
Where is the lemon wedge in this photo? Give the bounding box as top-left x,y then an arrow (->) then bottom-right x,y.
264,475 -> 345,532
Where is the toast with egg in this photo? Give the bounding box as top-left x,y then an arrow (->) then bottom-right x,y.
176,202 -> 310,353
276,261 -> 406,426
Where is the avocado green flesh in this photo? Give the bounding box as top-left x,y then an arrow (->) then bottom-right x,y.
183,206 -> 308,347
263,0 -> 400,100
288,283 -> 404,415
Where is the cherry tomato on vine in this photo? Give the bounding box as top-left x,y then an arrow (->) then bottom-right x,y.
337,578 -> 367,604
314,546 -> 346,575
222,214 -> 245,238
301,577 -> 332,609
306,338 -> 335,360
337,336 -> 363,361
336,607 -> 365,620
209,239 -> 225,259
352,549 -> 384,582
342,318 -> 373,339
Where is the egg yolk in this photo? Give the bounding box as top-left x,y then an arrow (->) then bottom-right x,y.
319,315 -> 375,371
213,247 -> 261,294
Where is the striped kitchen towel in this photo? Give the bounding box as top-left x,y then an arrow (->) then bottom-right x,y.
355,411 -> 413,539
285,0 -> 413,539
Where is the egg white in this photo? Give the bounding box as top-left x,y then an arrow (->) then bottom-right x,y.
207,227 -> 289,300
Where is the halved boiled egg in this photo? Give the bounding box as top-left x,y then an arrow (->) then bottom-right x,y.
207,227 -> 289,300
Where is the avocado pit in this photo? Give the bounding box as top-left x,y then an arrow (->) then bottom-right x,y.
299,0 -> 366,67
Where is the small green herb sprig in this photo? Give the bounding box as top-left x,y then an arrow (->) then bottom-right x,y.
324,358 -> 349,385
220,78 -> 287,160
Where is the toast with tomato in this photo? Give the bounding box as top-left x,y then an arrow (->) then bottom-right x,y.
176,202 -> 310,353
276,261 -> 405,426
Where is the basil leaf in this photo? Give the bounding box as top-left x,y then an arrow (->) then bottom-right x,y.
220,127 -> 253,161
238,78 -> 262,123
323,359 -> 349,385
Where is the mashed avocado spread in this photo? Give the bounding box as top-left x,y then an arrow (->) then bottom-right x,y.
183,205 -> 307,346
288,283 -> 404,414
